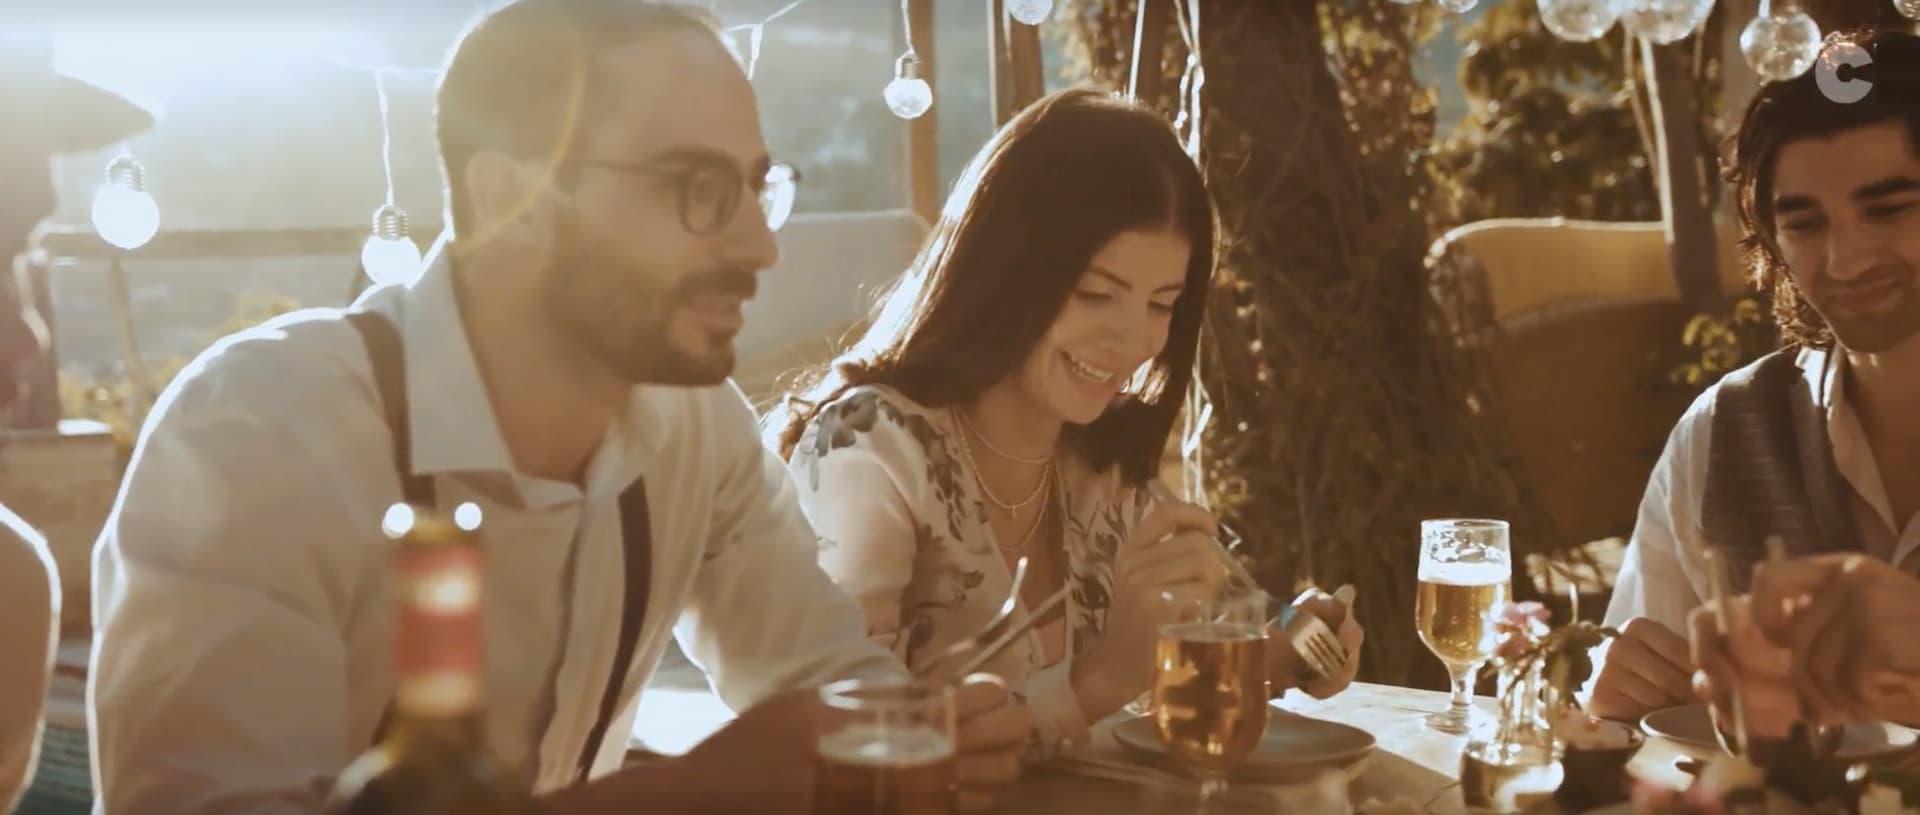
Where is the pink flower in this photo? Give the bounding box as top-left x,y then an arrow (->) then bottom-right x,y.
1492,602 -> 1552,662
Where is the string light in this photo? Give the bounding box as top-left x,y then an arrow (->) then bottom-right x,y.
724,0 -> 813,79
1007,0 -> 1054,26
1538,0 -> 1625,42
92,154 -> 160,251
884,0 -> 932,120
360,70 -> 423,286
1620,0 -> 1715,44
1741,0 -> 1822,82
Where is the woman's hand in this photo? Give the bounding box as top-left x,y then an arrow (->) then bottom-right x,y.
1269,587 -> 1365,699
1069,499 -> 1222,719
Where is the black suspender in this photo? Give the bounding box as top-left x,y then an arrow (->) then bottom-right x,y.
346,310 -> 653,784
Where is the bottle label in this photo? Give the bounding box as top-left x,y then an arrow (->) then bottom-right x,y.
393,546 -> 483,712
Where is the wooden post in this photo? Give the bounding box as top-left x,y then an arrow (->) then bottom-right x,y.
1007,9 -> 1046,113
905,0 -> 940,224
988,0 -> 1016,126
1642,37 -> 1721,314
1129,0 -> 1170,103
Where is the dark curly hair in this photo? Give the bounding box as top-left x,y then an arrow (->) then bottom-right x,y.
1726,27 -> 1920,348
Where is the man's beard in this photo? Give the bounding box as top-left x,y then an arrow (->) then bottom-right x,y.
1808,263 -> 1920,354
539,214 -> 757,386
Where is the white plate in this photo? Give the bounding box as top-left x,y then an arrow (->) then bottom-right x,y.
1640,704 -> 1920,763
1113,710 -> 1376,783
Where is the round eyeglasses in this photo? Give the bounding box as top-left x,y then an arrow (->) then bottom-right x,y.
581,157 -> 802,235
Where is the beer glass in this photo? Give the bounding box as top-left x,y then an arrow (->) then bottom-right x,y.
1416,519 -> 1511,734
1154,587 -> 1270,808
813,679 -> 958,815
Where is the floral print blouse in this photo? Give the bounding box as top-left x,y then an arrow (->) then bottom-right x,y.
787,385 -> 1153,756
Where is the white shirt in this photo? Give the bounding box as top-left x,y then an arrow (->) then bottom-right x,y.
90,242 -> 903,814
1605,348 -> 1920,633
0,503 -> 57,811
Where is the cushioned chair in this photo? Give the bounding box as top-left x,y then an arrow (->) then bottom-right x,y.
1432,217 -> 1753,597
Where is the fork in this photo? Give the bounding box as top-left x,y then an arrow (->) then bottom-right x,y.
1277,584 -> 1356,683
913,555 -> 1031,680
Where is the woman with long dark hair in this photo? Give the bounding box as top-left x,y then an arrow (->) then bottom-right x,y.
767,89 -> 1363,756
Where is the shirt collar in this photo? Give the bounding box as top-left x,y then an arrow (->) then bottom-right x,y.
399,235 -> 518,478
1801,347 -> 1903,536
393,236 -> 665,501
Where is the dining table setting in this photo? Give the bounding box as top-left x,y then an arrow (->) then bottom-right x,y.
630,517 -> 1920,814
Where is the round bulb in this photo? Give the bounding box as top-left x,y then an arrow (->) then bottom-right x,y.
885,77 -> 932,119
91,186 -> 160,251
884,54 -> 933,120
1539,0 -> 1624,42
1620,0 -> 1714,44
361,235 -> 423,286
1741,10 -> 1822,82
1898,0 -> 1920,20
1437,0 -> 1480,12
1006,0 -> 1053,25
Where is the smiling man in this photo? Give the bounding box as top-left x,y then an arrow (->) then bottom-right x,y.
88,2 -> 1027,813
1590,28 -> 1920,722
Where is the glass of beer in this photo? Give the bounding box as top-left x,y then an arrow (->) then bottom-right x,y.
1416,518 -> 1511,734
1153,587 -> 1270,808
813,679 -> 958,815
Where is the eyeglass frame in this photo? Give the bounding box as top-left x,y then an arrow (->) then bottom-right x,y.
574,151 -> 802,235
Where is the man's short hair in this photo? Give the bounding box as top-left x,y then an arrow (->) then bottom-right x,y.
435,0 -> 725,241
1727,28 -> 1920,348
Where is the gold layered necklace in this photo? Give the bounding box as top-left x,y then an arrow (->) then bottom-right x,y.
950,407 -> 1056,552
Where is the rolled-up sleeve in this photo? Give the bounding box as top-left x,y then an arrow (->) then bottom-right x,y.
90,339 -> 387,815
673,389 -> 905,714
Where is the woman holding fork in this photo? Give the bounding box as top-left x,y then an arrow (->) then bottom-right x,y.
766,89 -> 1363,760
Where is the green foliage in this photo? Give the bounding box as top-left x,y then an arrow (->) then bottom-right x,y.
1430,2 -> 1670,224
1670,297 -> 1774,387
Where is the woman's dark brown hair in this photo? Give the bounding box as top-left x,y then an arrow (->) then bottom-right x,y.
768,88 -> 1216,485
1727,27 -> 1920,348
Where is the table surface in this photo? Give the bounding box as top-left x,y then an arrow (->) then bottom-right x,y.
1004,682 -> 1706,814
629,678 -> 1710,813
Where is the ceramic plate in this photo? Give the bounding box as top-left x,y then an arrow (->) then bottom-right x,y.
1640,704 -> 1920,763
1113,710 -> 1376,783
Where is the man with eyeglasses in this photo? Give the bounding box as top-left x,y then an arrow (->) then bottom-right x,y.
89,2 -> 1028,813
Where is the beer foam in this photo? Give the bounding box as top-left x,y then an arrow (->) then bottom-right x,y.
819,724 -> 954,768
1417,560 -> 1510,585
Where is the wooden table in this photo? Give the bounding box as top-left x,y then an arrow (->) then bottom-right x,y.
630,677 -> 1709,813
1004,683 -> 1705,814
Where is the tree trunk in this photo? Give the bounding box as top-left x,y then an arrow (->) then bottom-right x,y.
1643,37 -> 1722,314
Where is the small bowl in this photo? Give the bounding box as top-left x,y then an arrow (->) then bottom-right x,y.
1557,719 -> 1647,808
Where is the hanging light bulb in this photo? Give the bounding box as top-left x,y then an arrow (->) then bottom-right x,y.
1437,0 -> 1481,12
361,204 -> 424,286
1006,0 -> 1053,25
90,155 -> 160,252
883,52 -> 932,120
1621,0 -> 1715,44
1539,0 -> 1625,42
1741,6 -> 1822,82
1897,0 -> 1920,20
